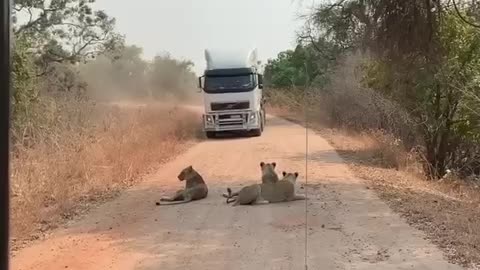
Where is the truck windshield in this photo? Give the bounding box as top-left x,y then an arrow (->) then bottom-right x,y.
205,75 -> 255,93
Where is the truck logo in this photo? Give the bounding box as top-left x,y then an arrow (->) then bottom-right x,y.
226,104 -> 236,109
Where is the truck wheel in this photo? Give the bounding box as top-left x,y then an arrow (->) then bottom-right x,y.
205,131 -> 216,139
251,128 -> 262,137
262,108 -> 266,127
261,111 -> 265,131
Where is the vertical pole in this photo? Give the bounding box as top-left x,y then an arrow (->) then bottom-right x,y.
0,0 -> 12,269
303,62 -> 309,270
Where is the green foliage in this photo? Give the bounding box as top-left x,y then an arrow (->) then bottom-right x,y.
12,37 -> 38,134
264,43 -> 335,88
13,0 -> 123,71
264,49 -> 304,87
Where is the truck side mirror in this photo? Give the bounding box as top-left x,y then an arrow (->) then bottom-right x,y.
198,76 -> 204,89
258,74 -> 264,89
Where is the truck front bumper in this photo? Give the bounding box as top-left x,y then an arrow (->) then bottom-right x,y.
203,111 -> 261,132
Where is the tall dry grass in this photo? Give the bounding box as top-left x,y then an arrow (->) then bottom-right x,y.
11,99 -> 202,244
266,52 -> 423,171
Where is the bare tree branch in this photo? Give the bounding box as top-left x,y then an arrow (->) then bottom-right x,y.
298,32 -> 337,60
453,0 -> 480,28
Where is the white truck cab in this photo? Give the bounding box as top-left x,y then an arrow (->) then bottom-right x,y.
198,48 -> 266,138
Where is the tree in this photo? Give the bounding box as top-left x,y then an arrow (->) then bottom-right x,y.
264,0 -> 480,178
13,0 -> 123,74
80,45 -> 149,99
308,0 -> 480,178
264,43 -> 336,88
147,54 -> 196,99
12,37 -> 38,136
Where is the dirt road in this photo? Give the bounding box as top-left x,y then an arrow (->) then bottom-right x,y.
12,113 -> 463,270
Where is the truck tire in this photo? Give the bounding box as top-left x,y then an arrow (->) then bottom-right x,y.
251,129 -> 262,137
261,110 -> 266,131
205,131 -> 216,139
262,108 -> 267,131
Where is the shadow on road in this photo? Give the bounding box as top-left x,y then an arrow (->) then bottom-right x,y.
204,131 -> 255,141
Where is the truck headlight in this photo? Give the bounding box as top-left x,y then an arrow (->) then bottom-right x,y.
249,113 -> 257,124
205,115 -> 214,123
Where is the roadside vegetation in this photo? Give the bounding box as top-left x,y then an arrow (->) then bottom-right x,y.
11,0 -> 202,248
265,1 -> 480,268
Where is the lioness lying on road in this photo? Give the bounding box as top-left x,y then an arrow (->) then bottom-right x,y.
260,171 -> 306,203
155,165 -> 208,205
224,184 -> 269,206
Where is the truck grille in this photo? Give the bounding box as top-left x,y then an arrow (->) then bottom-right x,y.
211,101 -> 249,111
217,113 -> 247,127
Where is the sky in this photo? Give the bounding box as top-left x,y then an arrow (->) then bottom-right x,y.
94,0 -> 318,75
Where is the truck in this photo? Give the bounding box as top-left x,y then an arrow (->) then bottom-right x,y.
197,48 -> 266,138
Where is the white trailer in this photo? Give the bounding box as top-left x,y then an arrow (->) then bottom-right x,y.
198,48 -> 266,138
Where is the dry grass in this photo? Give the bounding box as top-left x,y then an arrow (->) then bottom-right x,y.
11,100 -> 202,248
318,129 -> 480,269
269,104 -> 480,268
